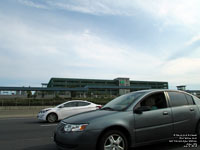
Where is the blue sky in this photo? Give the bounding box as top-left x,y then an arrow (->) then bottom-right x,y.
0,0 -> 200,90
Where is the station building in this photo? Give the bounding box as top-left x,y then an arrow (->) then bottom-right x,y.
46,77 -> 168,98
2,78 -> 200,99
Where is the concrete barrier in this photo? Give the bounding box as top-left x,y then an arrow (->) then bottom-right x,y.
0,106 -> 53,110
0,106 -> 53,118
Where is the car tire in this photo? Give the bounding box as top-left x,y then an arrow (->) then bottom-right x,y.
47,113 -> 58,123
98,130 -> 128,150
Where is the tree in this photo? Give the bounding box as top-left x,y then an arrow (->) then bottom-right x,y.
27,91 -> 32,98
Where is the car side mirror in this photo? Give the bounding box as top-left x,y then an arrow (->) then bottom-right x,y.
134,106 -> 151,114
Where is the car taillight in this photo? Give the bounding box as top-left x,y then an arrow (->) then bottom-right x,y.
96,105 -> 102,109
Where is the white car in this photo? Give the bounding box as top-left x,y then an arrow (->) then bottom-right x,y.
37,100 -> 102,123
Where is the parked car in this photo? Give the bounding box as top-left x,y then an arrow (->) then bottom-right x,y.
37,100 -> 102,123
54,89 -> 200,150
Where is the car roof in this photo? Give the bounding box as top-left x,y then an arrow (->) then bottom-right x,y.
65,100 -> 90,103
132,89 -> 193,96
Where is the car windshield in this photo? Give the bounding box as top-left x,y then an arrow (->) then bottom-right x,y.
102,91 -> 147,111
56,102 -> 67,108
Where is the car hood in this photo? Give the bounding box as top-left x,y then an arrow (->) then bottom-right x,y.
42,107 -> 54,111
62,110 -> 117,123
40,107 -> 57,112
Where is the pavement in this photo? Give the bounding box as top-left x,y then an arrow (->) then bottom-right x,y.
0,108 -> 199,150
1,117 -> 197,150
0,117 -> 57,150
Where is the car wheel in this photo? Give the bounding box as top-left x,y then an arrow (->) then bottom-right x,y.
98,130 -> 128,150
47,113 -> 58,123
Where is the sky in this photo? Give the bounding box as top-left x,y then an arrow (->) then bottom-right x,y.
0,0 -> 200,90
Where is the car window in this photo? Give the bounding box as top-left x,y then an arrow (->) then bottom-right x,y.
135,92 -> 167,111
193,96 -> 200,105
185,94 -> 195,105
64,102 -> 77,107
102,91 -> 147,111
168,92 -> 188,107
77,102 -> 90,106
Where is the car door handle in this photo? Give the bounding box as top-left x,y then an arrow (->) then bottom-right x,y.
163,111 -> 168,115
190,108 -> 194,111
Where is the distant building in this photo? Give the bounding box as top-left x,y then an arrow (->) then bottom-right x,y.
187,90 -> 200,98
176,85 -> 200,98
47,77 -> 168,98
177,85 -> 186,91
0,77 -> 169,99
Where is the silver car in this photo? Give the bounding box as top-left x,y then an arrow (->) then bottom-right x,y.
54,90 -> 200,150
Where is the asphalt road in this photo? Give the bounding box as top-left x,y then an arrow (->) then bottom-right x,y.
0,117 -> 56,150
0,117 -> 199,150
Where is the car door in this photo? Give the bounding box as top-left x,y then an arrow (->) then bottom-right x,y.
134,91 -> 173,144
75,101 -> 92,113
167,91 -> 199,134
58,101 -> 78,119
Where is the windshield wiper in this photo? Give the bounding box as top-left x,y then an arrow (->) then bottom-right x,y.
101,107 -> 115,111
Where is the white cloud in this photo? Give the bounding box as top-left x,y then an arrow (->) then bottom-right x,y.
163,58 -> 200,75
2,1 -> 200,89
135,0 -> 200,26
185,34 -> 200,46
19,0 -> 200,27
161,58 -> 200,85
19,0 -> 133,16
18,0 -> 48,9
1,12 -> 200,88
0,13 -> 163,84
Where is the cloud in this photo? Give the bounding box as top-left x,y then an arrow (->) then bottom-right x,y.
163,58 -> 200,75
18,0 -> 135,16
71,30 -> 162,71
0,12 -> 163,85
1,0 -> 200,89
185,35 -> 200,46
18,0 -> 48,9
1,11 -> 199,88
135,0 -> 200,25
18,0 -> 200,27
160,58 -> 200,85
166,34 -> 200,61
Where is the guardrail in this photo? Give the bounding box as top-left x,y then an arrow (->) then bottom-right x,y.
0,98 -> 111,108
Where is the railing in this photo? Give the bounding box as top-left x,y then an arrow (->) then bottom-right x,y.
0,97 -> 111,108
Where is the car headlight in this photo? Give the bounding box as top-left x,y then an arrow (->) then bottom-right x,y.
40,109 -> 51,113
63,124 -> 88,132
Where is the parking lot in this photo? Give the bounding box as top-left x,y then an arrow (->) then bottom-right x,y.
0,117 -> 198,150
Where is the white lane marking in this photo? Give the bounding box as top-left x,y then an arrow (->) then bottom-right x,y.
40,124 -> 57,127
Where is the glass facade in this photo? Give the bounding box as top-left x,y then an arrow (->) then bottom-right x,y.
47,77 -> 168,97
